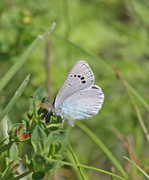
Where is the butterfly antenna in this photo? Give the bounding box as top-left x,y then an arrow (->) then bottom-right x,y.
29,96 -> 51,106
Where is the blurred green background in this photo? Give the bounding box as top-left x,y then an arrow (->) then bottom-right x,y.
0,0 -> 149,179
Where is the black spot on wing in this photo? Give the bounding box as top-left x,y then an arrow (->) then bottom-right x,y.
70,74 -> 87,84
82,80 -> 86,84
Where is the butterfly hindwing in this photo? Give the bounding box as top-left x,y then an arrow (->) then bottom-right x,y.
58,85 -> 104,126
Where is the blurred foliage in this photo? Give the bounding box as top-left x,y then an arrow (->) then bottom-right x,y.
0,0 -> 149,179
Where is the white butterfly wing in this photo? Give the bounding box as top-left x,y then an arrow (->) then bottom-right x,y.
54,60 -> 94,108
59,85 -> 104,127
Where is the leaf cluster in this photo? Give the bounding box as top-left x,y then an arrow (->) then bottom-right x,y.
0,87 -> 66,180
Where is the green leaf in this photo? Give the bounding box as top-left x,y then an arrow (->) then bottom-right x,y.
25,155 -> 33,170
9,157 -> 22,174
48,142 -> 66,160
33,86 -> 47,100
22,120 -> 27,130
3,136 -> 10,145
32,172 -> 45,180
5,157 -> 10,166
45,116 -> 63,133
10,157 -> 22,166
48,143 -> 55,157
33,154 -> 63,172
9,143 -> 18,160
47,131 -> 66,145
25,154 -> 30,165
37,120 -> 47,132
45,131 -> 66,158
31,126 -> 47,154
50,116 -> 63,125
28,86 -> 47,121
10,121 -> 27,134
33,154 -> 53,172
10,123 -> 24,133
0,74 -> 30,122
2,157 -> 22,179
53,150 -> 66,160
7,120 -> 11,133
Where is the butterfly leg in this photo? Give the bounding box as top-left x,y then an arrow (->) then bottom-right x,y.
44,109 -> 50,120
44,107 -> 53,121
61,118 -> 66,128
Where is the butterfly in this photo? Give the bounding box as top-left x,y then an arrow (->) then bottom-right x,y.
42,60 -> 104,127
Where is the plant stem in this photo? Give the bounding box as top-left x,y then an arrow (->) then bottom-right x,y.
11,169 -> 33,180
0,141 -> 14,153
67,143 -> 85,180
51,159 -> 127,180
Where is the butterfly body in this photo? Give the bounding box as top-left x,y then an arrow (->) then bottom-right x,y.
50,60 -> 104,127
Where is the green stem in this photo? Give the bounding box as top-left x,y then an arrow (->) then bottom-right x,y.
11,169 -> 33,180
51,159 -> 127,180
77,121 -> 128,179
67,143 -> 85,180
0,141 -> 14,153
124,157 -> 149,179
1,167 -> 11,180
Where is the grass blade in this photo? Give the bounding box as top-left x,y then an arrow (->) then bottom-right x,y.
0,74 -> 30,122
0,22 -> 56,92
125,81 -> 149,112
124,157 -> 149,179
77,121 -> 128,179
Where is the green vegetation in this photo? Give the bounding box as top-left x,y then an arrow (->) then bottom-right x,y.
0,0 -> 149,179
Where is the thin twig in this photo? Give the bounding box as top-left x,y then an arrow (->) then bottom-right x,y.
45,39 -> 52,103
112,65 -> 149,143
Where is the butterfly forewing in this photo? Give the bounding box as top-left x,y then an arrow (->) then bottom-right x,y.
54,60 -> 95,108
